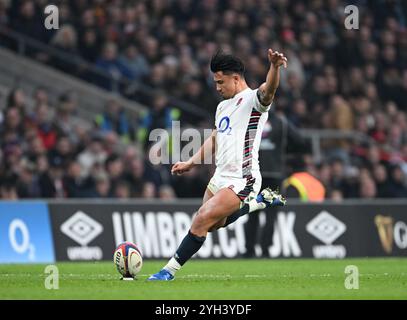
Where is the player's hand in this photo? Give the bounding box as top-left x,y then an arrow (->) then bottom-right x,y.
268,49 -> 288,68
171,161 -> 193,175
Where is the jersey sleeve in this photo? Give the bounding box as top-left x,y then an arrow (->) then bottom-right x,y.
214,101 -> 223,129
253,88 -> 272,113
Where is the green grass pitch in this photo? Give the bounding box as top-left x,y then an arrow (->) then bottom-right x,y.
0,258 -> 406,300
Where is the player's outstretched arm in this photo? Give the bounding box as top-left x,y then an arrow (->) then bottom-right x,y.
171,130 -> 216,175
257,49 -> 288,107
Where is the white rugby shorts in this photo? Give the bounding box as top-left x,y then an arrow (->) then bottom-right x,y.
207,171 -> 262,202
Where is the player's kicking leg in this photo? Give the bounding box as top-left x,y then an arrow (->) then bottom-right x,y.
208,187 -> 286,230
147,187 -> 285,281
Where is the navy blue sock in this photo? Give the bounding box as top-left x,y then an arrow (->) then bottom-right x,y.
174,230 -> 206,266
223,204 -> 250,228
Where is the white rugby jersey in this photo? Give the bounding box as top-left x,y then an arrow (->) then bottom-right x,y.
214,87 -> 271,178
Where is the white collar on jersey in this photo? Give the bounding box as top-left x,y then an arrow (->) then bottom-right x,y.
231,87 -> 251,100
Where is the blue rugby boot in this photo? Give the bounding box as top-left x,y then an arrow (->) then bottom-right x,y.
147,269 -> 174,281
256,187 -> 286,208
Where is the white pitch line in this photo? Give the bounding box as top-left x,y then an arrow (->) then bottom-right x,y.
1,272 -> 406,280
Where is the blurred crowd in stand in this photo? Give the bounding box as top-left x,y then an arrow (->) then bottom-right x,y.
0,0 -> 406,200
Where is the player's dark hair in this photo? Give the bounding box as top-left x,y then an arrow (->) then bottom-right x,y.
210,51 -> 245,76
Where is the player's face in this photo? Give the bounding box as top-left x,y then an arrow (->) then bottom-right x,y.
213,71 -> 239,99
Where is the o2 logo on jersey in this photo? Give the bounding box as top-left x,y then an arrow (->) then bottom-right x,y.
218,116 -> 232,135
